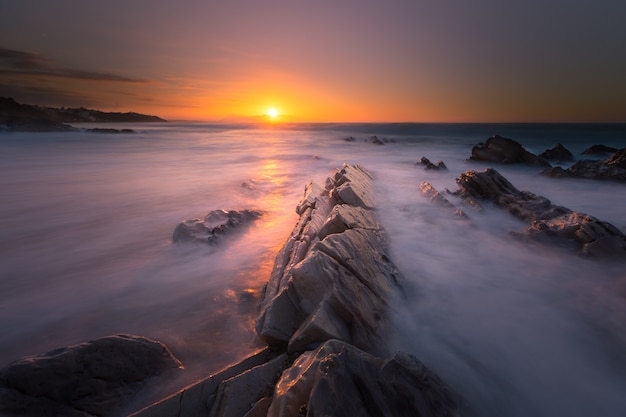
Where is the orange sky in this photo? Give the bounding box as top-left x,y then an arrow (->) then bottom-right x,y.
2,1 -> 626,122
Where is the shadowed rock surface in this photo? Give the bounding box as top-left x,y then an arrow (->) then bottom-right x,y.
267,340 -> 456,417
0,335 -> 182,417
581,144 -> 619,155
470,135 -> 550,167
539,143 -> 573,162
173,209 -> 263,244
456,168 -> 626,256
542,148 -> 626,182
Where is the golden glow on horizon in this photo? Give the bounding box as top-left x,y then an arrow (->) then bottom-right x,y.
266,108 -> 278,119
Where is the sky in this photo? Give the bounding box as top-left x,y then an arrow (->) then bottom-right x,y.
1,0 -> 625,122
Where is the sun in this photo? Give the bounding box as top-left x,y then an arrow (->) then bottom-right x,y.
266,108 -> 278,119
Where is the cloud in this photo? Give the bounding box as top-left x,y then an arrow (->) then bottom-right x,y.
0,47 -> 148,83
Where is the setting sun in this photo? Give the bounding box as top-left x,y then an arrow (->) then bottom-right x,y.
266,108 -> 278,119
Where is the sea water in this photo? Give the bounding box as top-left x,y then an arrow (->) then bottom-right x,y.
1,123 -> 625,415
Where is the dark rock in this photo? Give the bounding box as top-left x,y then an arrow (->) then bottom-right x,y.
268,339 -> 457,417
470,135 -> 551,167
344,136 -> 356,142
0,335 -> 182,417
539,143 -> 573,162
86,128 -> 136,134
416,157 -> 448,170
541,148 -> 626,182
173,209 -> 263,244
581,144 -> 619,155
456,168 -> 626,256
370,135 -> 384,145
542,166 -> 572,178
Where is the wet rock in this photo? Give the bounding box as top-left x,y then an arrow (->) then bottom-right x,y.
173,209 -> 263,244
0,335 -> 182,417
255,164 -> 404,354
416,156 -> 447,170
370,135 -> 384,145
267,339 -> 457,417
581,144 -> 619,155
540,143 -> 573,162
456,168 -> 626,257
470,135 -> 551,167
344,136 -> 356,142
542,148 -> 626,182
419,182 -> 467,218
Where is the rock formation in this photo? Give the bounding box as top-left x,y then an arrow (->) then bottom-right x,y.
419,182 -> 467,219
130,164 -> 457,417
539,143 -> 573,162
470,135 -> 550,167
0,335 -> 182,417
173,209 -> 263,244
581,144 -> 619,155
455,168 -> 626,257
416,156 -> 448,170
542,148 -> 626,182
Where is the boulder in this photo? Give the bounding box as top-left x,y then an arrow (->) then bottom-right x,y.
455,168 -> 626,257
539,143 -> 573,162
173,209 -> 263,244
581,144 -> 619,155
0,335 -> 182,417
255,164 -> 404,354
542,148 -> 626,182
470,135 -> 551,167
267,339 -> 457,417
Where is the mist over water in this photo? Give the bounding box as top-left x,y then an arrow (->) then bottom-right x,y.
1,123 -> 625,415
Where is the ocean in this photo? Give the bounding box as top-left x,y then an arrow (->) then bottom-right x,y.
1,123 -> 625,416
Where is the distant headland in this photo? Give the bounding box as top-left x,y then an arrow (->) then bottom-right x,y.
0,97 -> 166,132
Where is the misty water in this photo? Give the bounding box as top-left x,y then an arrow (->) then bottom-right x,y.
1,123 -> 625,416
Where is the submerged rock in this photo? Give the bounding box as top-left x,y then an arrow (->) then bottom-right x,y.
173,209 -> 263,244
470,135 -> 551,167
539,143 -> 573,162
542,148 -> 626,182
267,339 -> 456,417
456,168 -> 626,257
0,335 -> 181,417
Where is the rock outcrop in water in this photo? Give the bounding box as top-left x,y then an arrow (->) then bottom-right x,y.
0,335 -> 181,417
416,156 -> 447,170
131,164 -> 457,417
470,135 -> 550,167
542,148 -> 626,182
539,143 -> 573,162
455,168 -> 626,257
173,209 -> 263,244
